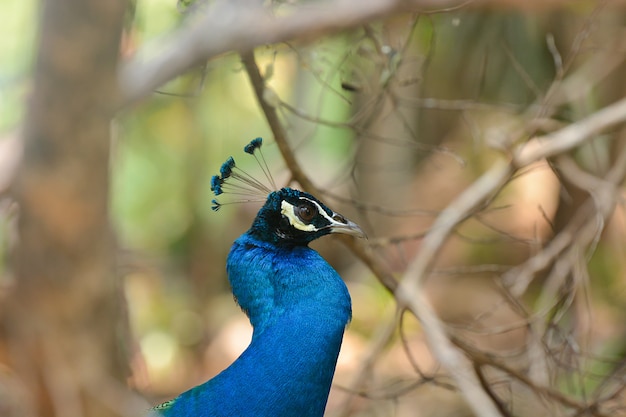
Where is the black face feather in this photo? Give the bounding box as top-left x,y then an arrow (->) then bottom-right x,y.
248,188 -> 364,246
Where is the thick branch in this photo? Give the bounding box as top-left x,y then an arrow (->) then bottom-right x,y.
118,0 -> 465,106
515,96 -> 626,167
241,51 -> 319,194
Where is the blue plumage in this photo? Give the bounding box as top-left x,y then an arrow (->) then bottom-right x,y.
243,137 -> 263,154
210,176 -> 223,196
154,140 -> 364,417
220,157 -> 235,179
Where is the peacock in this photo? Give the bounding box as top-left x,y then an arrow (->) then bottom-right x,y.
152,138 -> 365,417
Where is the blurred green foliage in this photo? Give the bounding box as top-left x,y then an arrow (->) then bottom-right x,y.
0,1 -> 37,130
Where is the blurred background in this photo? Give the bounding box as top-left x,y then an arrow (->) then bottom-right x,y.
2,0 -> 626,416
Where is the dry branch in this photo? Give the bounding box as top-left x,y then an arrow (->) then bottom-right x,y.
118,0 -> 467,106
515,97 -> 626,168
242,47 -> 507,417
234,5 -> 626,413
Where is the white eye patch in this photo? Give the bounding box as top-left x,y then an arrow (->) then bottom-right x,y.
280,197 -> 336,232
281,200 -> 318,232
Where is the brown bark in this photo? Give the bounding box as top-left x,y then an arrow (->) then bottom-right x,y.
3,1 -> 130,416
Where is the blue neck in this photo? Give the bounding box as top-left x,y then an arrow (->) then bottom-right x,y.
159,233 -> 351,417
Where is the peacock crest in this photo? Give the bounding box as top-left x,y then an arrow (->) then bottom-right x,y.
210,137 -> 277,211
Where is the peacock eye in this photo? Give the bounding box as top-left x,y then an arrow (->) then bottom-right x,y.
295,203 -> 316,223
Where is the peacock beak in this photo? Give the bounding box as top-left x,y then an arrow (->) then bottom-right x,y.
328,212 -> 367,239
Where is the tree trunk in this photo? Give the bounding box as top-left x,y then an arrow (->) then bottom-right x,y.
4,1 -> 130,416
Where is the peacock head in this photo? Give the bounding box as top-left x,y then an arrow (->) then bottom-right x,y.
210,138 -> 365,247
250,187 -> 365,246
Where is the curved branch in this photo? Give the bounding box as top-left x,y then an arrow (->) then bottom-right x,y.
241,46 -> 505,417
515,96 -> 626,167
118,0 -> 466,107
240,51 -> 319,194
241,50 -> 400,294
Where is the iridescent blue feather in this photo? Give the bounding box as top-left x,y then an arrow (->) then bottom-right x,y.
210,175 -> 223,196
244,137 -> 263,154
220,157 -> 235,179
154,138 -> 363,417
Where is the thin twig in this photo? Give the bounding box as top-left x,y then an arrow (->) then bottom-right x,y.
334,308 -> 401,416
453,336 -> 609,416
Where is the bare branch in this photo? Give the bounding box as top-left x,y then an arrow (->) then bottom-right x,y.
392,161 -> 514,417
241,48 -> 402,296
241,51 -> 320,194
453,336 -> 611,416
118,0 -> 467,106
515,97 -> 626,167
